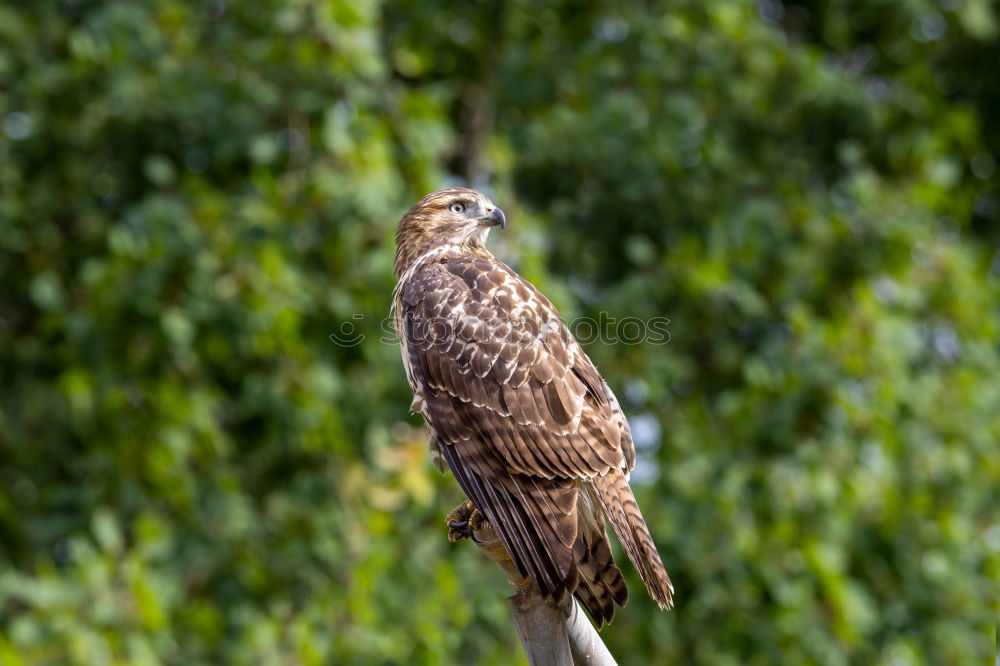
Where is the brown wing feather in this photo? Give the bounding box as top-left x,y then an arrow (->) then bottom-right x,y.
401,255 -> 667,615
402,258 -> 627,478
440,438 -> 578,601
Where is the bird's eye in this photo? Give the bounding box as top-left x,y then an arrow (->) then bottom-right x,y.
449,202 -> 466,214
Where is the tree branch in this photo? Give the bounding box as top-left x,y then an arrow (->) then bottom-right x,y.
468,521 -> 618,665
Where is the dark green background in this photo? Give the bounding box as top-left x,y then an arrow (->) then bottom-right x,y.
1,1 -> 997,664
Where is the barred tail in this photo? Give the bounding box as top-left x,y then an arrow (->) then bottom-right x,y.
591,471 -> 674,610
572,485 -> 630,628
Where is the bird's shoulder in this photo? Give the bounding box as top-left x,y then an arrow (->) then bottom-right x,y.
402,252 -> 559,316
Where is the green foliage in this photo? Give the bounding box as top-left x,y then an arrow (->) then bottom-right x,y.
1,1 -> 998,664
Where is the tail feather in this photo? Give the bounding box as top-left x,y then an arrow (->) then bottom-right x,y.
591,471 -> 674,610
572,518 -> 629,627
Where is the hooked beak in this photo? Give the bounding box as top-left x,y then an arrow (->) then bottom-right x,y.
479,207 -> 506,230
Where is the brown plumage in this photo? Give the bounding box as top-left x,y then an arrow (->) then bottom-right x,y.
392,187 -> 674,626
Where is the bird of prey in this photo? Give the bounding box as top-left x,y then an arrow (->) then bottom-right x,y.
392,187 -> 673,626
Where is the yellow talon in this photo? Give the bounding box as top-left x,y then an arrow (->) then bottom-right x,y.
445,500 -> 485,542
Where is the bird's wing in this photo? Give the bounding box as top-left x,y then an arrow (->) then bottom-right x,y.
401,256 -> 634,605
401,256 -> 632,479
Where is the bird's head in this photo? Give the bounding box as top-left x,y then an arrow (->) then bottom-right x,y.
394,187 -> 506,278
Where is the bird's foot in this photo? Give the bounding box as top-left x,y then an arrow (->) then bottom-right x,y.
445,500 -> 488,542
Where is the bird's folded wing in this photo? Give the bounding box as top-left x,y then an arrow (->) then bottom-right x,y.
439,436 -> 580,601
401,257 -> 631,479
